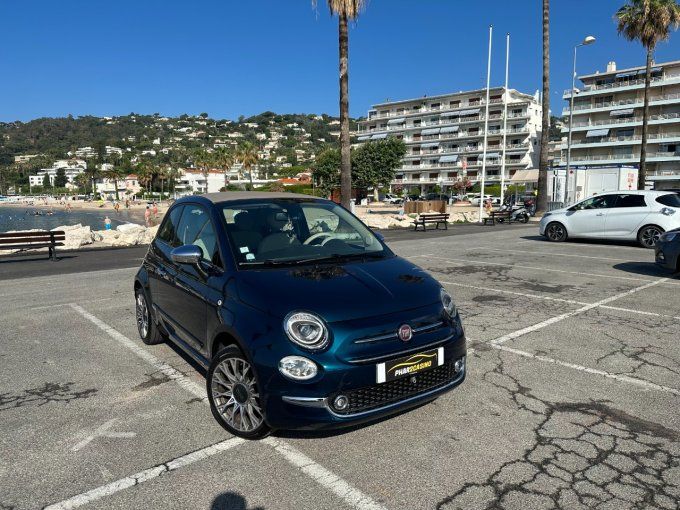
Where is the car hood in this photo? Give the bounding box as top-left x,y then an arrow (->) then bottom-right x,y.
235,256 -> 442,322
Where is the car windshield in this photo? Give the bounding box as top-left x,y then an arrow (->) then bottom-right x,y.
220,199 -> 388,267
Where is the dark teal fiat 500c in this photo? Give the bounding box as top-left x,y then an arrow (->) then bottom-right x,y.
134,192 -> 466,438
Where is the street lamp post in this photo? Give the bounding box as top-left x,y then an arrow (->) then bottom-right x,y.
565,35 -> 596,205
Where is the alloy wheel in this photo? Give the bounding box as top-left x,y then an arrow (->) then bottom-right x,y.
136,292 -> 149,338
211,357 -> 264,433
640,226 -> 662,248
546,223 -> 565,242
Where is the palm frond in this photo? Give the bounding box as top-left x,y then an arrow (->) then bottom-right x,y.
616,0 -> 680,48
312,0 -> 366,19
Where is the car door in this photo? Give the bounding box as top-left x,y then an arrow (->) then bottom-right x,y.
566,195 -> 617,238
163,203 -> 224,353
604,193 -> 649,239
148,204 -> 184,323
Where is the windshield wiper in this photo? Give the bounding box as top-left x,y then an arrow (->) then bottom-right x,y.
239,252 -> 385,267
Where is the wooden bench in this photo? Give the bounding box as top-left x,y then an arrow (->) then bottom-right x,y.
483,210 -> 512,226
413,213 -> 450,231
0,231 -> 66,260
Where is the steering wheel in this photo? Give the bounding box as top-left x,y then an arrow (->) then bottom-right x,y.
303,232 -> 335,245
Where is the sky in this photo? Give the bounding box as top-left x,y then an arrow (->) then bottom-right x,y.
1,0 -> 679,122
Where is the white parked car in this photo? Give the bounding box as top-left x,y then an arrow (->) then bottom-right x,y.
539,191 -> 680,248
469,195 -> 500,206
382,194 -> 403,204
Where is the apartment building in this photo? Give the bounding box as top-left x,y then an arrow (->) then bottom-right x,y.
562,59 -> 680,190
356,87 -> 542,194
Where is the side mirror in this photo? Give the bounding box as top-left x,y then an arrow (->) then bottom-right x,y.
374,231 -> 385,242
171,245 -> 203,265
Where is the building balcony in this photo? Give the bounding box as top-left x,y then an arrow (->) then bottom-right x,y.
563,151 -> 680,165
566,132 -> 680,149
563,73 -> 680,99
562,112 -> 680,132
562,92 -> 680,116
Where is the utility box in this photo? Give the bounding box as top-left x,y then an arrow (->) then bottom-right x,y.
549,166 -> 638,204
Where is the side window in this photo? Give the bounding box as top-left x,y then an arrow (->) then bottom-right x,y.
656,194 -> 680,207
175,205 -> 221,267
576,196 -> 615,210
157,205 -> 184,247
614,194 -> 646,208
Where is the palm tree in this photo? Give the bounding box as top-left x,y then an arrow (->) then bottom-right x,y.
616,0 -> 680,189
194,150 -> 214,194
238,142 -> 259,190
314,0 -> 366,208
214,147 -> 235,189
536,0 -> 550,214
136,162 -> 154,200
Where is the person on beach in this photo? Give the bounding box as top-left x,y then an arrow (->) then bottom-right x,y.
144,206 -> 151,227
114,202 -> 120,213
104,216 -> 112,230
125,199 -> 130,209
152,202 -> 158,219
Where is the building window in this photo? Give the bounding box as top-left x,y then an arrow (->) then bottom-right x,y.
449,101 -> 460,108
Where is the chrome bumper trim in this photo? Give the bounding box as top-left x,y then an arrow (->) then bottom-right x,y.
281,396 -> 328,408
347,334 -> 460,364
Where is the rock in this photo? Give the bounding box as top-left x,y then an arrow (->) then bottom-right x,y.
52,224 -> 93,250
92,223 -> 159,247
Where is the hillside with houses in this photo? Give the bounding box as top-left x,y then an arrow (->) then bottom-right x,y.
0,112 -> 359,197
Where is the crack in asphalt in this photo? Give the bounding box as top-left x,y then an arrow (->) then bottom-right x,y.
437,351 -> 680,510
0,382 -> 98,412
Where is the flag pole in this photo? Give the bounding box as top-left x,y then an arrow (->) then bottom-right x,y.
500,32 -> 510,206
479,24 -> 493,223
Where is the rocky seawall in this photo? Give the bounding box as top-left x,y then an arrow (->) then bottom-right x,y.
0,223 -> 159,255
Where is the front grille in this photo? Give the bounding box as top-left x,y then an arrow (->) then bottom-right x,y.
331,358 -> 462,415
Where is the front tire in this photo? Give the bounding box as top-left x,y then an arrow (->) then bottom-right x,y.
208,346 -> 271,439
135,288 -> 164,345
545,222 -> 568,242
638,225 -> 664,249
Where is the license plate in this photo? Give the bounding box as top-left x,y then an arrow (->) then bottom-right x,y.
376,347 -> 444,384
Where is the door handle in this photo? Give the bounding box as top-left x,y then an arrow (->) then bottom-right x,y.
596,213 -> 604,216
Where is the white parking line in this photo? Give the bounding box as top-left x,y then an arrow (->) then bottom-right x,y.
44,437 -> 246,510
70,304 -> 208,400
491,344 -> 680,397
440,280 -> 680,321
66,303 -> 384,510
490,278 -> 667,346
263,438 -> 388,510
418,254 -> 678,284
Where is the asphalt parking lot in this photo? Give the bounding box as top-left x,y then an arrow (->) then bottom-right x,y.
1,225 -> 679,510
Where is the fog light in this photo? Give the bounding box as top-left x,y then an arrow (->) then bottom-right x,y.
454,359 -> 464,373
333,395 -> 349,410
279,356 -> 318,381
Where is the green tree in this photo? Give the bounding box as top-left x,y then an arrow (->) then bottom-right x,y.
193,150 -> 214,194
536,0 -> 550,214
238,142 -> 259,190
616,0 -> 680,188
351,138 -> 406,201
213,147 -> 235,188
314,0 -> 366,208
312,148 -> 341,196
54,168 -> 68,188
42,173 -> 50,188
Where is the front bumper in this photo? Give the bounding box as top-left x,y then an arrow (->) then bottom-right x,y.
655,243 -> 678,271
260,334 -> 467,430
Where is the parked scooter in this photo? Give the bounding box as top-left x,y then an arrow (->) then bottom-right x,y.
498,202 -> 530,223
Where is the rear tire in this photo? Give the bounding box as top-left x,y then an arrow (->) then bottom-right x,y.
520,214 -> 529,224
208,346 -> 271,440
637,225 -> 664,249
545,222 -> 567,242
135,288 -> 164,345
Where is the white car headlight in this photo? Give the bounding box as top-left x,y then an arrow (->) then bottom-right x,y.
284,312 -> 330,350
440,288 -> 457,318
279,356 -> 318,380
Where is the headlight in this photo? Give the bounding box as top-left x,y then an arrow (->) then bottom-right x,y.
440,288 -> 457,318
543,212 -> 552,218
283,311 -> 330,350
279,356 -> 318,381
661,232 -> 678,242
